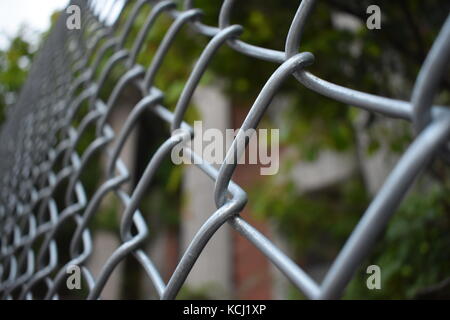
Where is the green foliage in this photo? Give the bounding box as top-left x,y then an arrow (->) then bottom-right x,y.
92,194 -> 121,233
140,164 -> 183,231
177,285 -> 215,300
345,184 -> 450,299
251,176 -> 368,260
0,32 -> 35,123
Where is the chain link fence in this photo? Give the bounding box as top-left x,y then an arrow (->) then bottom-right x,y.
0,0 -> 449,300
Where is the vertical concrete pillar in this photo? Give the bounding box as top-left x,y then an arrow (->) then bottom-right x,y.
180,84 -> 233,298
88,101 -> 137,299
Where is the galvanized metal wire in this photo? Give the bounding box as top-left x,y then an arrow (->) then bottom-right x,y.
0,0 -> 449,300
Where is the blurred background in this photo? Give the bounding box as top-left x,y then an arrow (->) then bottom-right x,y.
0,0 -> 449,299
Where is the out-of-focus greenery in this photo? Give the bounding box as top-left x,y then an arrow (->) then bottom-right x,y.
345,183 -> 450,299
0,32 -> 35,123
239,0 -> 450,299
1,0 -> 449,299
252,177 -> 368,261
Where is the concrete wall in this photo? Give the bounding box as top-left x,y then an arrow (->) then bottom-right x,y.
180,84 -> 233,298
